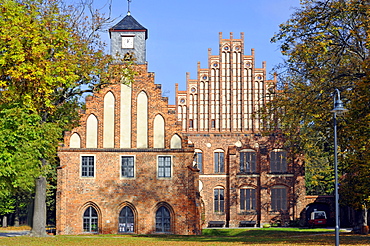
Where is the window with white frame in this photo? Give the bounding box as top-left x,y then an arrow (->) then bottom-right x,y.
121,156 -> 135,178
214,150 -> 224,173
271,186 -> 287,211
158,156 -> 171,178
240,150 -> 256,173
240,188 -> 256,211
270,150 -> 287,173
81,156 -> 95,177
214,187 -> 225,213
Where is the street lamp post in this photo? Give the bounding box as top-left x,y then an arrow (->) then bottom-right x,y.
331,89 -> 348,246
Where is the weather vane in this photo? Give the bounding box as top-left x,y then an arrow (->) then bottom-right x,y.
127,0 -> 132,15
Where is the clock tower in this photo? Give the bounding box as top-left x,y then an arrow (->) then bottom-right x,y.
109,12 -> 148,64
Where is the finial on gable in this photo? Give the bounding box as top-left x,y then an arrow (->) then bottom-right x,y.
127,0 -> 132,15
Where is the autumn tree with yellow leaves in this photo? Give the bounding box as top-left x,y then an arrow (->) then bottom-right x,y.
267,0 -> 369,227
0,0 -> 135,236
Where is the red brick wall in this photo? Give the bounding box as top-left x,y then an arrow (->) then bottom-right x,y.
57,65 -> 201,235
186,133 -> 306,228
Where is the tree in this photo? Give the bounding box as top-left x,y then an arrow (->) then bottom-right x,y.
268,0 -> 369,227
0,0 -> 135,236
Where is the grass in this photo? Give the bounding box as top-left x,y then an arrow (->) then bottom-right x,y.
0,228 -> 369,246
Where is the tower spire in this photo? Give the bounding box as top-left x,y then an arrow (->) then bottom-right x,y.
127,0 -> 132,15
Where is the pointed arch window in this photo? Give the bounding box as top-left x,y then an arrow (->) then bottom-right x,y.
155,206 -> 171,232
118,206 -> 134,233
83,206 -> 98,233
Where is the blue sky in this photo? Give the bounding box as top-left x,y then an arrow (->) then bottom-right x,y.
91,0 -> 301,104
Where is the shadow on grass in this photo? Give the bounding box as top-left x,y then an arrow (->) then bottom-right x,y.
131,228 -> 370,245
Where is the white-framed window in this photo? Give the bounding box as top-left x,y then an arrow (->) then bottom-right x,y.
121,156 -> 135,178
240,149 -> 257,173
158,156 -> 172,178
81,155 -> 95,178
214,186 -> 225,213
240,187 -> 256,211
270,149 -> 287,173
214,149 -> 225,173
271,186 -> 288,211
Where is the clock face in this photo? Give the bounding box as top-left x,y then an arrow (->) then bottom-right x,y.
122,36 -> 134,49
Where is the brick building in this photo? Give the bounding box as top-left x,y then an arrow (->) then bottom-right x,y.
56,13 -> 201,235
56,11 -> 306,234
175,32 -> 306,228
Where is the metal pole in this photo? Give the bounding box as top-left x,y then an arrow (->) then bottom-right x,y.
334,113 -> 340,246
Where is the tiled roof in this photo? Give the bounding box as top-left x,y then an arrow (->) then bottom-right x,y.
110,14 -> 147,31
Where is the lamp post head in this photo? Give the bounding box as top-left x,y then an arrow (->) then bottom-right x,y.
331,99 -> 348,115
331,89 -> 348,115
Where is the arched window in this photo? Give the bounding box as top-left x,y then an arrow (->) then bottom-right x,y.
155,206 -> 171,232
170,134 -> 182,149
214,187 -> 225,213
153,114 -> 165,148
103,91 -> 115,148
137,91 -> 148,148
214,149 -> 225,173
118,206 -> 134,233
86,114 -> 98,148
83,206 -> 98,233
70,133 -> 81,148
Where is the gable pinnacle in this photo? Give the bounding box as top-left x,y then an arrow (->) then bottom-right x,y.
127,0 -> 132,15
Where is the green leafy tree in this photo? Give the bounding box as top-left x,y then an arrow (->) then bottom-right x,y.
267,0 -> 369,226
0,0 -> 135,236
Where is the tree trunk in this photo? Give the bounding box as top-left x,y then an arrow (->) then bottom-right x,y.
361,206 -> 369,235
2,215 -> 7,228
14,204 -> 20,227
30,176 -> 48,237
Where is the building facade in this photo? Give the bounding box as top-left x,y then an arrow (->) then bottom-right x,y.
56,13 -> 201,235
56,12 -> 306,235
175,32 -> 306,227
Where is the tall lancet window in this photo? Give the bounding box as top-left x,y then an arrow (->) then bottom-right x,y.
137,91 -> 148,148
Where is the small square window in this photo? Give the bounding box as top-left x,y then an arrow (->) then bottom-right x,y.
158,156 -> 171,178
81,156 -> 94,177
121,156 -> 135,178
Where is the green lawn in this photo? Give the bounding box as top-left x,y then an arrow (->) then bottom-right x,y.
0,228 -> 369,246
